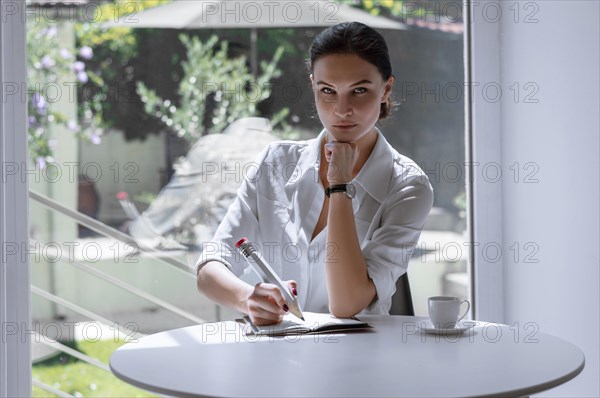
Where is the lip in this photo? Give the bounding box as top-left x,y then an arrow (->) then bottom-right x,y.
332,124 -> 357,129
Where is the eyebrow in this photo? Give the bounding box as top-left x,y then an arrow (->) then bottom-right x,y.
316,79 -> 373,87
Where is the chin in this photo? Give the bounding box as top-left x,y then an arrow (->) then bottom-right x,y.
333,137 -> 355,144
327,135 -> 352,144
326,129 -> 359,143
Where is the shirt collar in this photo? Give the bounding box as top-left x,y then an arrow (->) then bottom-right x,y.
291,128 -> 325,183
297,128 -> 395,203
353,128 -> 395,203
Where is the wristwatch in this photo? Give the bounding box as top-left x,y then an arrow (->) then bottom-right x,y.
325,182 -> 356,199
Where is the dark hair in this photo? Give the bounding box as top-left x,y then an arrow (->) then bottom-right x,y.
307,22 -> 395,119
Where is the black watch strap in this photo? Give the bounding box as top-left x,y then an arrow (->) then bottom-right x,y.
325,184 -> 348,197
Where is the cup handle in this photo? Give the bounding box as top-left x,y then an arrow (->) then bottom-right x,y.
457,300 -> 470,323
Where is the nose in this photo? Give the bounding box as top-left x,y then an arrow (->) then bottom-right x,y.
333,96 -> 353,118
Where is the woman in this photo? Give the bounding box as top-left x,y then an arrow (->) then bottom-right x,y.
196,22 -> 433,326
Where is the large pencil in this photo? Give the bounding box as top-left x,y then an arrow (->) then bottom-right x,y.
236,237 -> 305,321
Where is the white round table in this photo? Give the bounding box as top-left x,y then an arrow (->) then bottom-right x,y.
109,315 -> 584,397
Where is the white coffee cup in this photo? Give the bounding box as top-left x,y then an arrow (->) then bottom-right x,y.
428,296 -> 470,329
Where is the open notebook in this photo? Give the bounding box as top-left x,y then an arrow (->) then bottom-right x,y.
241,311 -> 371,336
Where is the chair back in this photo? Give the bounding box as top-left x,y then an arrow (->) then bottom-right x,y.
389,273 -> 415,316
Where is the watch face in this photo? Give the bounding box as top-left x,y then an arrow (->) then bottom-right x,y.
346,183 -> 356,199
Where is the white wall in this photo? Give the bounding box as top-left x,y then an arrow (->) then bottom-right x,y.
79,129 -> 167,225
497,1 -> 599,396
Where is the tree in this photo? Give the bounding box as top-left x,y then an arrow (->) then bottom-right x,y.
137,34 -> 288,143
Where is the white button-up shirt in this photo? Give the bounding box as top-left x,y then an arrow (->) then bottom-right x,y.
196,128 -> 433,315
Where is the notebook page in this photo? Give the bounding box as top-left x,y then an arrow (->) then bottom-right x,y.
244,312 -> 368,335
301,312 -> 365,330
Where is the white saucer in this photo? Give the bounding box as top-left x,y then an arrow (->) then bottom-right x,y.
417,320 -> 474,335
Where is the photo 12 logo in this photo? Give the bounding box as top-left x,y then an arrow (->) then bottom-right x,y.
196,1 -> 341,25
399,81 -> 540,105
1,161 -> 140,184
2,321 -> 139,344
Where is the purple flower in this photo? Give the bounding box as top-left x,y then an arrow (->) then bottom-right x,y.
67,120 -> 79,131
28,116 -> 37,127
77,71 -> 89,83
46,27 -> 57,38
36,157 -> 47,169
41,55 -> 55,69
90,134 -> 101,145
32,93 -> 47,112
73,61 -> 85,72
79,46 -> 93,60
60,48 -> 72,59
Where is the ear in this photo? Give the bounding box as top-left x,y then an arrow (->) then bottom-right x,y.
310,74 -> 316,90
381,76 -> 395,103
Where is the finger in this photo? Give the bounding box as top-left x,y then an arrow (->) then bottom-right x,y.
261,283 -> 288,305
253,284 -> 288,313
252,314 -> 284,326
248,297 -> 283,320
326,142 -> 355,156
249,302 -> 286,321
324,141 -> 340,150
248,304 -> 284,320
287,280 -> 298,296
255,282 -> 283,298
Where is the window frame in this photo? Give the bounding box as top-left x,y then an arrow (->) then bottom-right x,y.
1,2 -> 31,395
465,0 -> 505,322
0,1 -> 504,392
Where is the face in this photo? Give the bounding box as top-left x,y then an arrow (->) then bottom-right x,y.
310,53 -> 394,145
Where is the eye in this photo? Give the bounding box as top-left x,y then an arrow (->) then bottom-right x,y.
320,87 -> 335,95
354,87 -> 368,94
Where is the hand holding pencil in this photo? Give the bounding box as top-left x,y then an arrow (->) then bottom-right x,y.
245,280 -> 299,326
236,238 -> 305,326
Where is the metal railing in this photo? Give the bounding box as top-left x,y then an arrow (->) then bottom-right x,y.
29,190 -> 194,275
32,379 -> 73,398
29,189 -> 209,397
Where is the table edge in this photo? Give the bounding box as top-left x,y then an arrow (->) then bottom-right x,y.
108,318 -> 587,398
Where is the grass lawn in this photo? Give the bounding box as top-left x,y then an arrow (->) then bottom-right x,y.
32,339 -> 156,397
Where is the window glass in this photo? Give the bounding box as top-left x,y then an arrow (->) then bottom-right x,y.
27,1 -> 467,395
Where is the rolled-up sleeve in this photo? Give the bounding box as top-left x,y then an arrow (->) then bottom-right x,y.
195,145 -> 271,276
361,176 -> 434,313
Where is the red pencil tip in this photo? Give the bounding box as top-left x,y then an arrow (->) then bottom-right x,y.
235,237 -> 248,248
